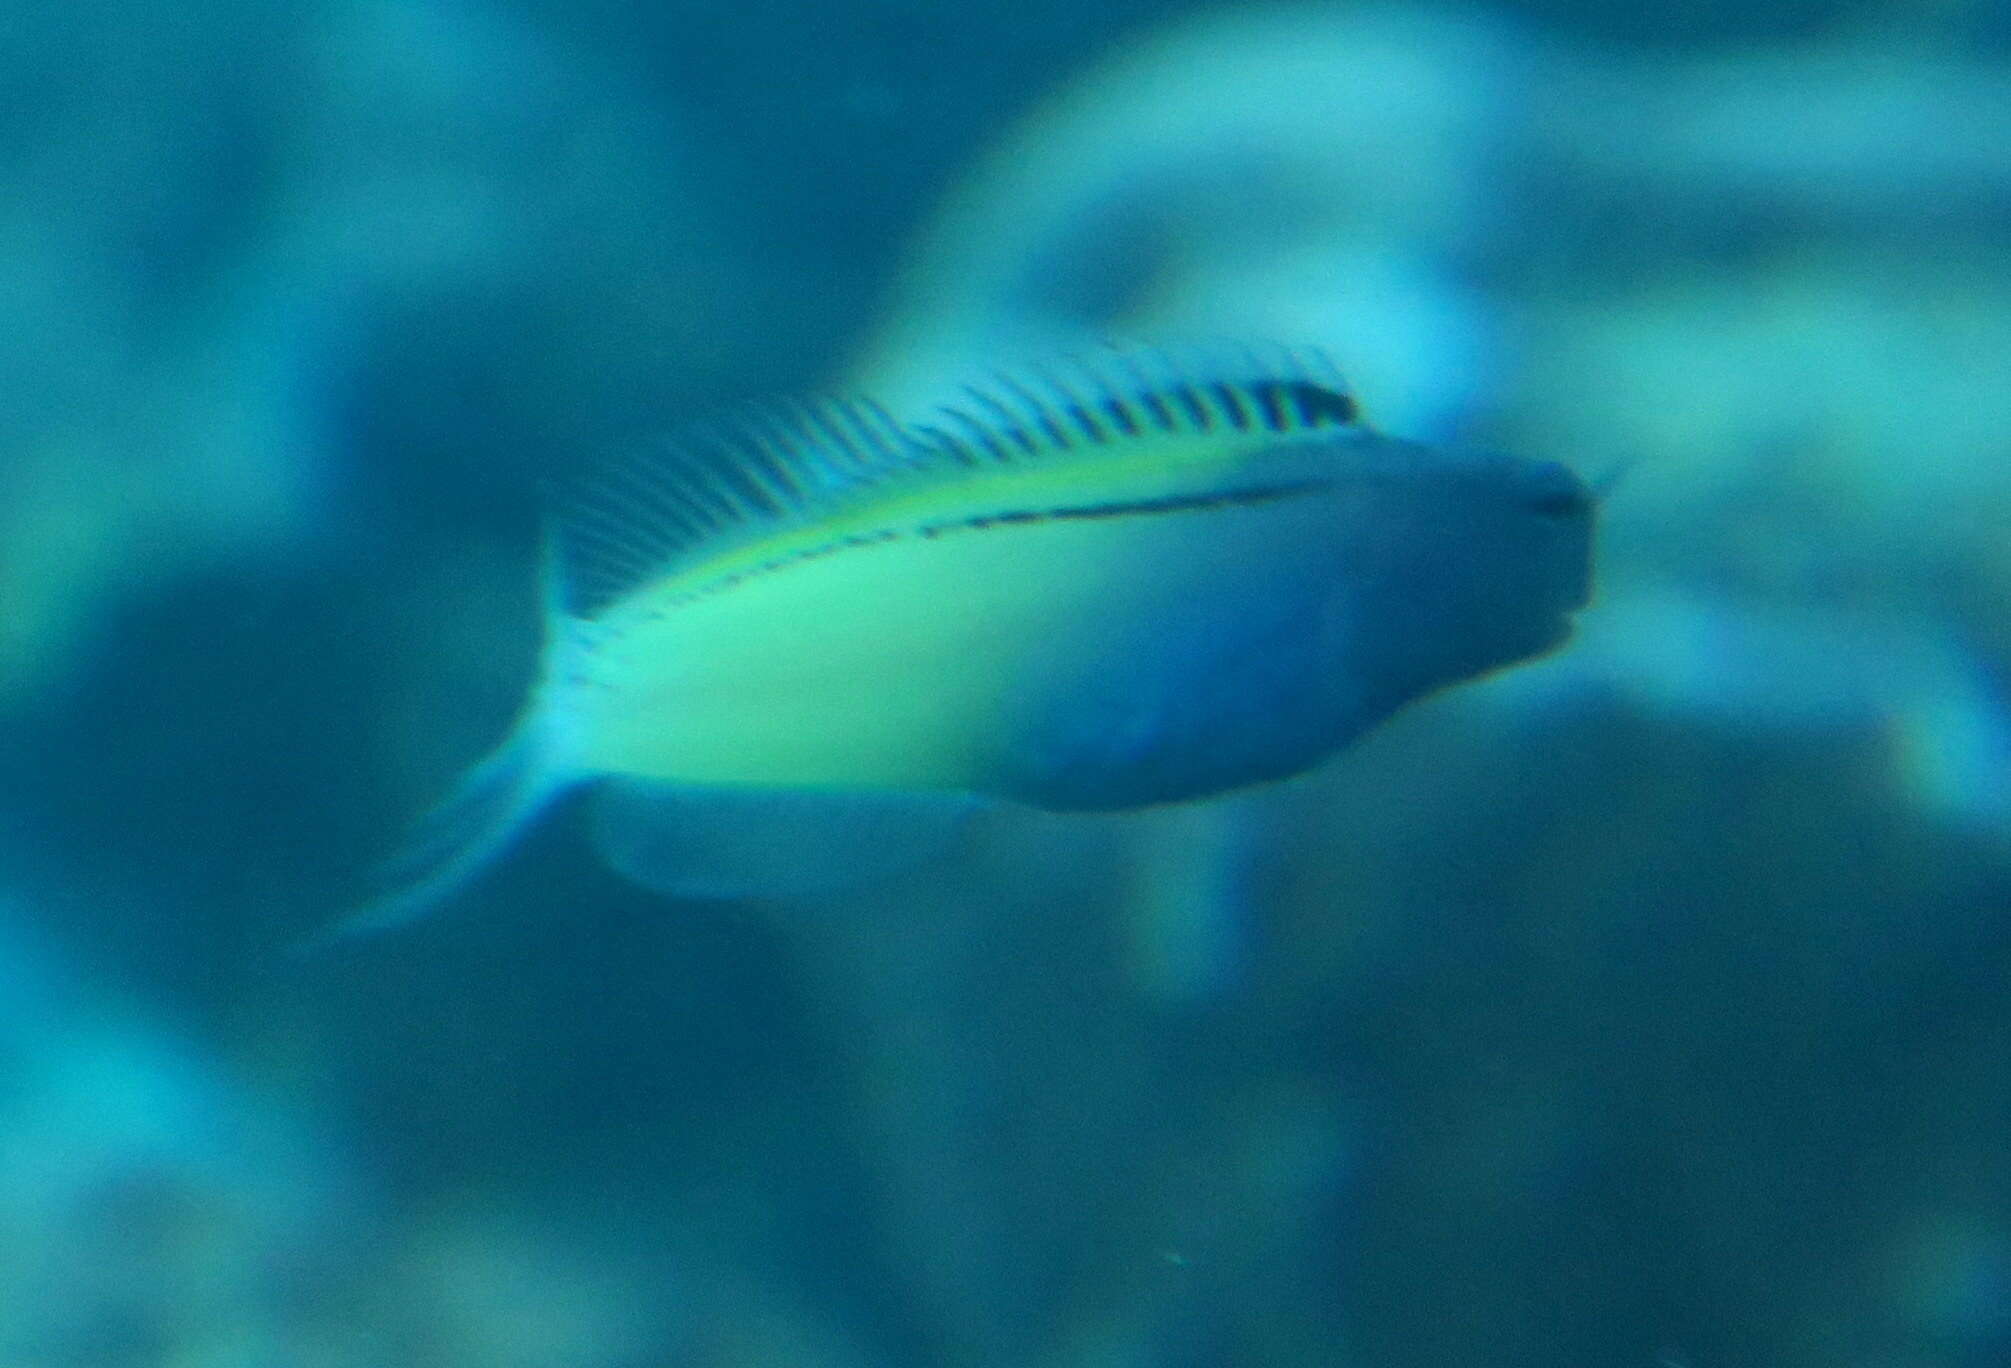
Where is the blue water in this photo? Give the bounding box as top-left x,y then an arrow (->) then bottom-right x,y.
3,2 -> 2008,1364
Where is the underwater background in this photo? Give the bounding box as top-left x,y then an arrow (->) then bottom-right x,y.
4,1 -> 2010,1364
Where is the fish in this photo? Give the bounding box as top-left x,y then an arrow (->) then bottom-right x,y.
327,343 -> 1594,941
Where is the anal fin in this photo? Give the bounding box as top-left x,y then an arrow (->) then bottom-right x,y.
588,779 -> 978,902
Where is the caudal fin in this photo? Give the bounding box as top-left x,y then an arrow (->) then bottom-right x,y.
302,719 -> 569,952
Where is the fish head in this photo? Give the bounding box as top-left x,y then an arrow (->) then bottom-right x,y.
1447,446 -> 1596,629
1324,437 -> 1596,702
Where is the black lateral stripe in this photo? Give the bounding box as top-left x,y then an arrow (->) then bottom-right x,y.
912,478 -> 1333,543
1047,477 -> 1328,522
587,471 -> 1334,611
965,507 -> 1047,531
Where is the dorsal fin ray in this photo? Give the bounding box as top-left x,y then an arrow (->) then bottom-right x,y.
553,343 -> 1364,618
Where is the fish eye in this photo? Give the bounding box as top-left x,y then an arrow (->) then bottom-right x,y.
1514,462 -> 1593,520
1530,485 -> 1592,519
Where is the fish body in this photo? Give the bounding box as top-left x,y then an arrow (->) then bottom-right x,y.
574,441 -> 1333,796
335,346 -> 1593,937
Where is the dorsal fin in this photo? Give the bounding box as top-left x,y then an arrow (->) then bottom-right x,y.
553,343 -> 1362,617
554,395 -> 931,616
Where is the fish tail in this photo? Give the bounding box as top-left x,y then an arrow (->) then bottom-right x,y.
300,715 -> 571,952
302,530 -> 586,952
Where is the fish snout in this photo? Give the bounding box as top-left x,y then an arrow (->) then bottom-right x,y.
1532,462 -> 1597,616
1515,459 -> 1596,523
1472,453 -> 1596,619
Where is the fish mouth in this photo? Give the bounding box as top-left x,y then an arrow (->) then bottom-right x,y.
1564,565 -> 1595,614
1538,556 -> 1595,654
1517,456 -> 1598,616
1517,459 -> 1596,522
1551,577 -> 1593,648
1557,520 -> 1597,614
1534,609 -> 1581,657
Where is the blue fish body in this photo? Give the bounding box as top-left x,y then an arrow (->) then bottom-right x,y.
325,346 -> 1594,939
